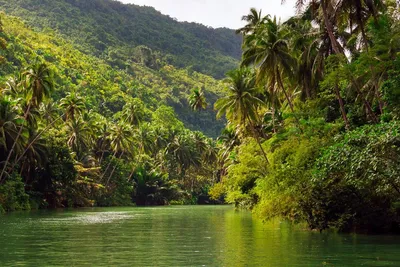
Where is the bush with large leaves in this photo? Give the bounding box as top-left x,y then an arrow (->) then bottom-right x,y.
302,122 -> 400,233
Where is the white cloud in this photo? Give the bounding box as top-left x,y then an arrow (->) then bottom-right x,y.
118,0 -> 296,29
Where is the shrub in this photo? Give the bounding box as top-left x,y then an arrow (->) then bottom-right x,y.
0,174 -> 30,212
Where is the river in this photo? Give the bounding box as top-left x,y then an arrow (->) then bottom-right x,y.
0,206 -> 399,266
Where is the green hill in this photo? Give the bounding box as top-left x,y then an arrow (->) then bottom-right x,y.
0,0 -> 241,79
0,14 -> 226,137
0,0 -> 239,211
0,11 -> 226,209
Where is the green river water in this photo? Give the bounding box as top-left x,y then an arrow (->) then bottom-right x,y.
0,205 -> 399,266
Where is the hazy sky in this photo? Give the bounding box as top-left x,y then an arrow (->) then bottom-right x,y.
119,0 -> 296,29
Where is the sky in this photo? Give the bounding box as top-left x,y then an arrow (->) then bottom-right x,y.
119,0 -> 296,29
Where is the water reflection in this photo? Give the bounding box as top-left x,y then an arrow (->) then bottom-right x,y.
0,206 -> 399,266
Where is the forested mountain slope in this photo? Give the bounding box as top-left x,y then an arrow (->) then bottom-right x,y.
0,13 -> 226,137
0,12 -> 225,211
0,0 -> 241,78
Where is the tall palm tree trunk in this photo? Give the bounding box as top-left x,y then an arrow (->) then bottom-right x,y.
100,150 -> 118,182
106,152 -> 124,186
99,150 -> 106,165
318,0 -> 353,129
354,0 -> 369,51
276,70 -> 304,133
14,113 -> 64,166
320,0 -> 342,55
351,78 -> 378,123
0,103 -> 31,181
276,70 -> 295,114
127,167 -> 135,182
375,86 -> 384,115
334,81 -> 350,130
360,22 -> 369,51
247,117 -> 269,165
248,117 -> 281,186
272,105 -> 277,134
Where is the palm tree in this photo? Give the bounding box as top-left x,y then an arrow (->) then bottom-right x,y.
0,96 -> 21,183
135,123 -> 154,154
14,101 -> 62,167
241,16 -> 297,115
121,98 -> 145,126
66,116 -> 92,159
153,127 -> 168,155
60,91 -> 86,121
282,0 -> 343,54
19,134 -> 48,184
101,121 -> 133,184
93,119 -> 110,164
215,68 -> 269,164
336,0 -> 384,50
190,131 -> 208,156
23,103 -> 40,129
236,8 -> 266,35
285,17 -> 321,100
189,88 -> 208,111
281,2 -> 352,128
40,101 -> 60,125
202,138 -> 218,165
165,132 -> 200,176
23,63 -> 54,107
2,75 -> 23,97
9,104 -> 40,169
217,126 -> 240,162
0,63 -> 53,180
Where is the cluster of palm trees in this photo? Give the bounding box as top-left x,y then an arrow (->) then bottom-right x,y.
215,0 -> 400,164
0,63 -> 53,183
0,62 -> 219,203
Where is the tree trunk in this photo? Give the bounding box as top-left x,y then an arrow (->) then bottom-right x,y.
99,150 -> 105,165
375,87 -> 384,115
255,133 -> 269,164
272,105 -> 277,134
360,21 -> 369,51
390,181 -> 400,196
320,0 -> 342,55
247,117 -> 269,165
334,81 -> 350,130
14,113 -> 64,166
355,0 -> 369,51
351,78 -> 378,123
318,3 -> 353,130
127,167 -> 135,182
276,69 -> 295,114
276,69 -> 304,133
100,150 -> 118,181
106,165 -> 118,186
106,152 -> 124,186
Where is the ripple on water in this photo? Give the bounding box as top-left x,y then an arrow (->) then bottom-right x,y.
38,212 -> 137,225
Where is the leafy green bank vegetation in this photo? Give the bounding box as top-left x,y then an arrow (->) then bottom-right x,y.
211,0 -> 400,233
0,0 -> 400,234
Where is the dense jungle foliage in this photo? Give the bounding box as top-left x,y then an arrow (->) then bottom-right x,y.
0,0 -> 241,79
210,0 -> 400,233
0,9 -> 225,213
1,0 -> 400,235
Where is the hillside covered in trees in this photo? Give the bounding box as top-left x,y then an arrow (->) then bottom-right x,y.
0,0 -> 238,138
0,0 -> 242,79
0,0 -> 233,212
